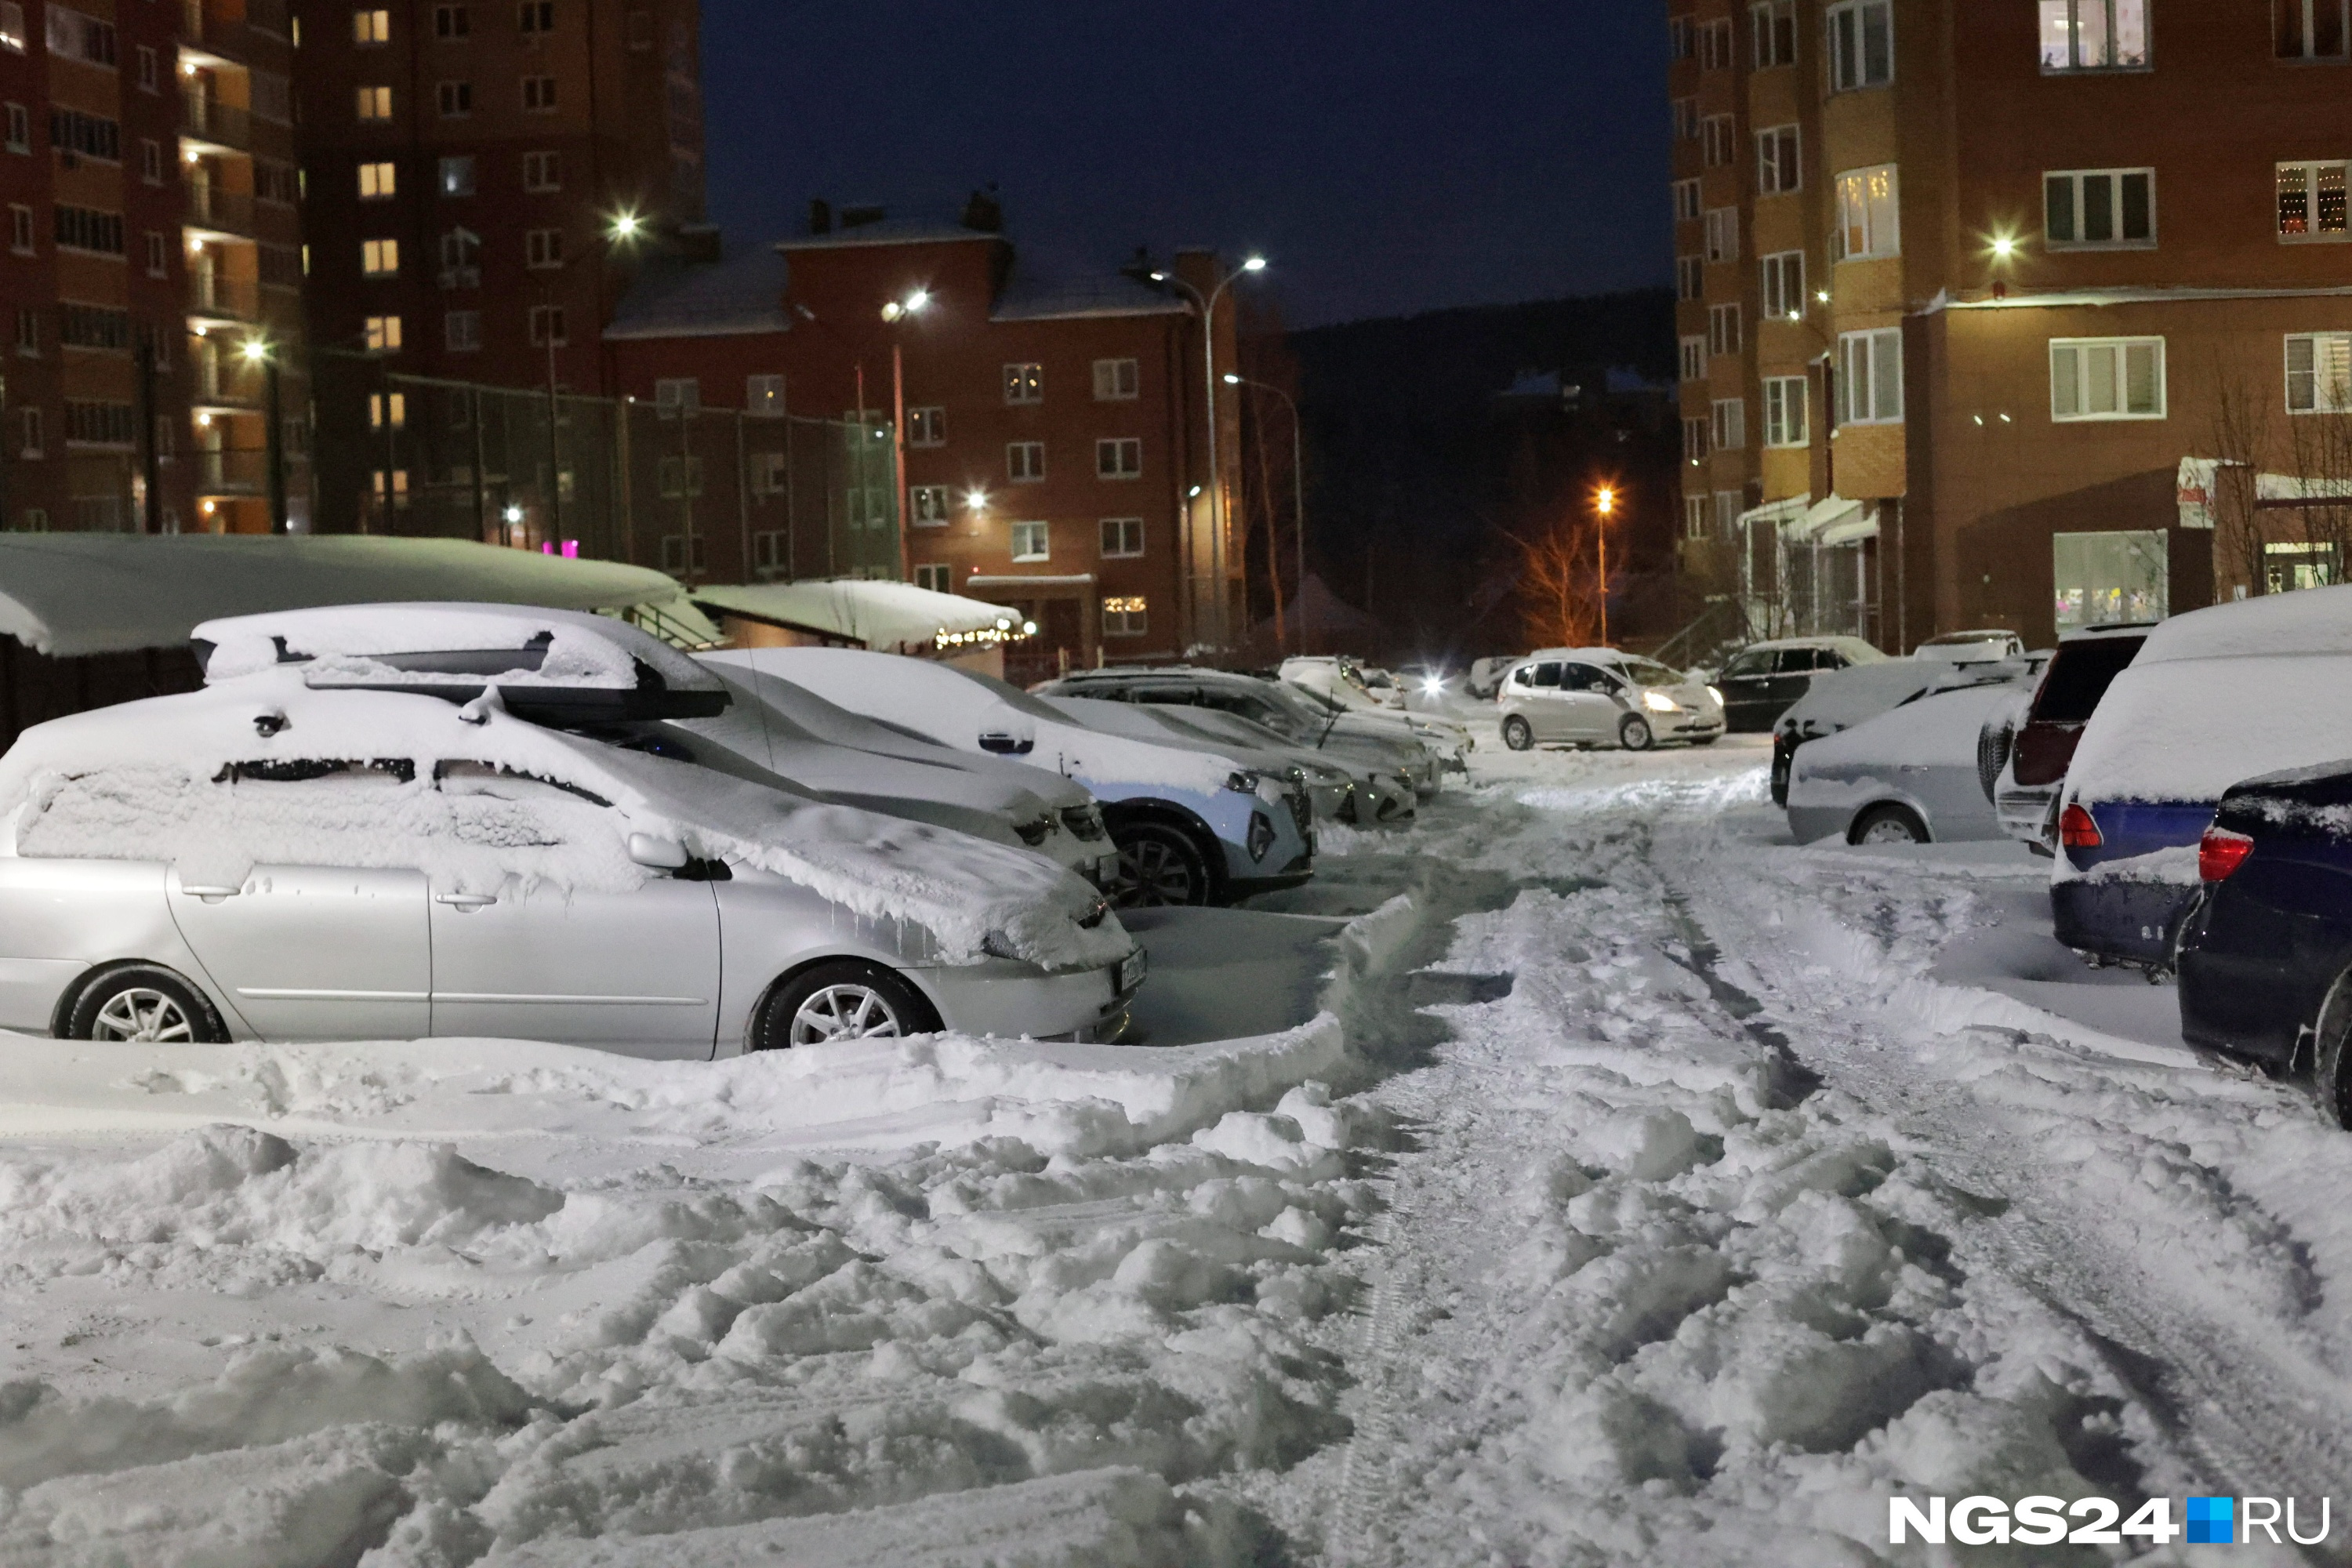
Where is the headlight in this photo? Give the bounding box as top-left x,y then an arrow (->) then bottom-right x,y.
1224,770 -> 1261,794
1707,685 -> 1724,706
1643,690 -> 1680,713
1014,814 -> 1054,846
1420,677 -> 1445,697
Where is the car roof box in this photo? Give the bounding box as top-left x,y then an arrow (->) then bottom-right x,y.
190,601 -> 729,722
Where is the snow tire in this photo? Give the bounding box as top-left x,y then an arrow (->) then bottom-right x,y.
1617,714 -> 1655,752
1501,716 -> 1534,752
67,965 -> 227,1044
753,960 -> 940,1051
1849,804 -> 1929,846
1109,822 -> 1214,909
2312,967 -> 2352,1128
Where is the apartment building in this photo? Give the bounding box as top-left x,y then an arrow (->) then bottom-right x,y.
0,0 -> 304,535
603,205 -> 1247,675
292,0 -> 702,521
1670,0 -> 2352,649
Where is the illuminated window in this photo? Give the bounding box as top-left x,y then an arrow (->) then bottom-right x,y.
352,8 -> 389,42
358,160 -> 396,198
1003,363 -> 1042,404
1834,165 -> 1900,260
361,238 -> 399,275
2278,160 -> 2350,240
2038,0 -> 2148,71
356,85 -> 393,121
368,390 -> 407,428
1102,596 -> 1149,637
909,485 -> 952,524
363,314 -> 402,350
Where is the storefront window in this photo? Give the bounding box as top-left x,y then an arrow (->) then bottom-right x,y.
2265,540 -> 2341,594
2053,530 -> 2167,630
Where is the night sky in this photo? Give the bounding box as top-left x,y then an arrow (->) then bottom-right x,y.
696,1 -> 1669,329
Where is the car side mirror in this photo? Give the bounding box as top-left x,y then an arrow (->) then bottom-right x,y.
627,832 -> 690,870
978,732 -> 1035,755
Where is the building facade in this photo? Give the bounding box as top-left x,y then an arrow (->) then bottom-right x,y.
1671,0 -> 2352,650
604,209 -> 1247,673
293,0 -> 703,530
2,0 -> 305,536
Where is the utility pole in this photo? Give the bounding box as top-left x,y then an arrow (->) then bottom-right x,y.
1595,485 -> 1617,646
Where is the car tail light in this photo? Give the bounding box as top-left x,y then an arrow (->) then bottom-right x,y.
2059,803 -> 2103,849
2199,826 -> 2255,883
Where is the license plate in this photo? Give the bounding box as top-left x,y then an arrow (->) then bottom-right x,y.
1117,949 -> 1149,992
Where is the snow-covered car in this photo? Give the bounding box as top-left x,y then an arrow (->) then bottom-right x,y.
1277,674 -> 1472,785
684,653 -> 1116,884
1769,655 -> 2020,805
1032,666 -> 1425,818
2056,586 -> 2352,970
1283,655 -> 1403,710
1465,656 -> 1518,700
1495,649 -> 1725,751
1784,678 -> 2033,845
740,648 -> 1316,909
0,659 -> 1145,1054
1712,636 -> 1887,733
1040,695 -> 1358,824
1914,628 -> 2026,664
1978,624 -> 2148,848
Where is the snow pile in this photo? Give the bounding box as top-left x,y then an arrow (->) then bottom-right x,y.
194,602 -> 720,695
0,670 -> 1127,971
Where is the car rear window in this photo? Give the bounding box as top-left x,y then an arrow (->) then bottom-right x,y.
2031,637 -> 2144,725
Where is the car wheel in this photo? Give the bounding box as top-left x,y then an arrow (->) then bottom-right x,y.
1618,714 -> 1655,752
1849,804 -> 1930,846
69,966 -> 226,1044
1501,715 -> 1534,752
1109,822 -> 1212,908
755,960 -> 941,1051
2312,969 -> 2352,1127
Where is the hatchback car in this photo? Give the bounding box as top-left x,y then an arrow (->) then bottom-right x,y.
1497,650 -> 1725,751
2176,760 -> 2352,1118
0,666 -> 1145,1054
1713,637 -> 1886,732
1980,624 -> 2148,848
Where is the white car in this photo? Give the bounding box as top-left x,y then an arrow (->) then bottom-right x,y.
1496,648 -> 1726,751
1282,655 -> 1402,710
1040,695 -> 1361,824
686,654 -> 1116,884
1275,664 -> 1472,782
0,628 -> 1144,1054
737,648 -> 1316,909
1784,679 -> 2031,844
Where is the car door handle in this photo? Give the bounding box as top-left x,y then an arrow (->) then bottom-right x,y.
180,884 -> 240,902
434,893 -> 499,909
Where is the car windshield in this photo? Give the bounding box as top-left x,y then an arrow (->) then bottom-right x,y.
1621,656 -> 1682,688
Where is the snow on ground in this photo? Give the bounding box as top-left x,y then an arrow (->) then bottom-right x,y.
3,731 -> 2352,1564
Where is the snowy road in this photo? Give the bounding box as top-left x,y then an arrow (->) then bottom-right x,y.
3,739 -> 2352,1564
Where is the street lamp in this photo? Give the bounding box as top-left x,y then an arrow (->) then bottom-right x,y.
1140,253 -> 1266,652
244,335 -> 287,535
878,289 -> 931,583
1223,371 -> 1307,655
1594,485 -> 1618,646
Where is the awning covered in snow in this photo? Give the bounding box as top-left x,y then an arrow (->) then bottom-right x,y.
0,534 -> 689,659
2176,457 -> 2352,529
690,579 -> 1025,655
1735,495 -> 1811,529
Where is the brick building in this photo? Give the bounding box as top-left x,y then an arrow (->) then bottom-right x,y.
1670,0 -> 2352,650
292,0 -> 703,530
604,204 -> 1249,676
1,0 -> 305,537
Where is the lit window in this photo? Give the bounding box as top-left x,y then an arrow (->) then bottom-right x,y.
356,85 -> 393,121
361,238 -> 399,275
2287,332 -> 2352,412
363,314 -> 402,350
1838,328 -> 1904,424
368,390 -> 408,428
1102,596 -> 1149,637
1100,517 -> 1145,558
2278,160 -> 2350,240
2038,0 -> 2149,71
909,485 -> 952,524
351,8 -> 389,42
1003,363 -> 1042,405
2045,169 -> 2154,248
906,405 -> 945,445
358,160 -> 397,199
2050,337 -> 2165,421
1835,165 -> 1900,260
1011,520 -> 1049,561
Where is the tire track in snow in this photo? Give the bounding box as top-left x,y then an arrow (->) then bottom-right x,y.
1660,794 -> 2352,1555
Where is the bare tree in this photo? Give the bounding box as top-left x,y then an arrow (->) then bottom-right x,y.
2207,358 -> 2274,599
1511,509 -> 1603,649
2279,352 -> 2352,590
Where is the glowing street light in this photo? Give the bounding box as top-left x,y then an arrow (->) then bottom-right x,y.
964,487 -> 989,513
1594,485 -> 1621,646
241,336 -> 270,365
608,209 -> 644,242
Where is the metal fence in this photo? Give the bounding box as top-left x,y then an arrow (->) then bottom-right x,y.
314,368 -> 901,586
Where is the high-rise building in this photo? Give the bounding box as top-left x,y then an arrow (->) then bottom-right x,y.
1,0 -> 304,535
1671,1 -> 2352,650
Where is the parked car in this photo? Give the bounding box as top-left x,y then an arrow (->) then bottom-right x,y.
1033,666 -> 1428,815
2056,584 -> 2352,969
1279,676 -> 1472,780
1465,656 -> 1519,701
0,654 -> 1145,1053
1784,678 -> 2032,844
1915,629 -> 2027,664
1040,694 -> 1362,824
1496,649 -> 1726,751
1769,655 -> 2023,806
683,655 -> 1116,884
1978,624 -> 2150,848
1712,637 -> 1887,732
743,648 -> 1316,909
2177,760 -> 2352,1118
1281,655 -> 1405,711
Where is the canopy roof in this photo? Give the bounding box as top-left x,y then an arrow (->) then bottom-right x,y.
0,535 -> 689,659
691,579 -> 1025,655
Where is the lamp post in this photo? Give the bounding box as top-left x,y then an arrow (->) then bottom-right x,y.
1595,485 -> 1618,646
1144,254 -> 1265,652
242,335 -> 285,534
536,209 -> 646,555
880,288 -> 931,584
1222,371 -> 1305,655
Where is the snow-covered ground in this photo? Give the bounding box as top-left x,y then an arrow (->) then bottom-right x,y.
5,735 -> 2352,1564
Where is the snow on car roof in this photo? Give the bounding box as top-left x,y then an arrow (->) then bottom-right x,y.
0,670 -> 1123,971
191,602 -> 721,695
2132,583 -> 2352,665
2067,652 -> 2352,810
0,533 -> 689,659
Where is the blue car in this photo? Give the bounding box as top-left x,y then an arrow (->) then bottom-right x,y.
2177,761 -> 2352,1123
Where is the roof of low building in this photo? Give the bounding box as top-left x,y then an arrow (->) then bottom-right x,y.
604,245 -> 793,341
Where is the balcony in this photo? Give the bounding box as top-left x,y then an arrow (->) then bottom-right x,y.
194,448 -> 270,495
183,183 -> 256,238
180,97 -> 253,154
187,274 -> 262,325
